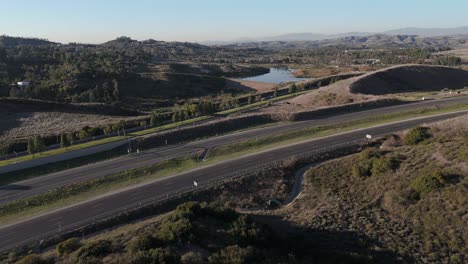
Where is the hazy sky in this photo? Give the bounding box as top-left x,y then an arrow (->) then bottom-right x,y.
1,0 -> 467,43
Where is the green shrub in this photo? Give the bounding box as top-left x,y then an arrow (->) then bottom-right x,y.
56,238 -> 81,256
351,159 -> 373,177
208,245 -> 255,264
352,149 -> 399,177
371,157 -> 396,176
157,217 -> 193,242
127,234 -> 161,252
181,251 -> 204,264
16,254 -> 53,264
227,215 -> 272,246
411,170 -> 445,196
72,240 -> 113,263
112,248 -> 178,264
458,149 -> 468,161
403,126 -> 431,145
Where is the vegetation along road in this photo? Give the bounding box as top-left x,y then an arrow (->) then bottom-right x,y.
0,96 -> 467,205
0,108 -> 466,252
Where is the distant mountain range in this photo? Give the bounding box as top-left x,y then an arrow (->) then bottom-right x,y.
202,26 -> 468,45
227,34 -> 468,50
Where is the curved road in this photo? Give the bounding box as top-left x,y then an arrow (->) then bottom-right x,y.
0,96 -> 467,205
0,110 -> 467,252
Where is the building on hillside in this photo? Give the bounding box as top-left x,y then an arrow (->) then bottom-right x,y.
17,81 -> 30,87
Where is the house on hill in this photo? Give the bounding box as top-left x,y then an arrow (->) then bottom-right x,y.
17,81 -> 30,87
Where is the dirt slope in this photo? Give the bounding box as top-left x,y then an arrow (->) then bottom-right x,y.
264,65 -> 467,113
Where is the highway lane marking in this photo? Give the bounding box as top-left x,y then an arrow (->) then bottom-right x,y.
2,237 -> 16,243
161,181 -> 174,186
48,217 -> 62,223
93,207 -> 106,213
129,195 -> 144,202
3,232 -> 15,237
92,203 -> 104,208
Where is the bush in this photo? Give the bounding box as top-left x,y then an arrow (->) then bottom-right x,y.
72,240 -> 113,263
352,159 -> 373,177
403,126 -> 431,145
371,157 -> 396,176
181,251 -> 204,264
157,217 -> 193,242
228,215 -> 271,245
111,248 -> 179,264
16,254 -> 53,264
208,245 -> 255,264
411,170 -> 445,196
56,238 -> 81,256
127,234 -> 161,252
352,149 -> 399,177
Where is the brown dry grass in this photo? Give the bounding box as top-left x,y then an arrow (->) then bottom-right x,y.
293,65 -> 381,78
0,111 -> 141,144
437,49 -> 468,63
261,64 -> 468,115
269,115 -> 468,262
260,76 -> 383,114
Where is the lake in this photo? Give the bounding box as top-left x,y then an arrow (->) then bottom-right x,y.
241,67 -> 310,84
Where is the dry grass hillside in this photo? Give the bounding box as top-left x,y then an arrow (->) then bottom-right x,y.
262,65 -> 468,114
0,99 -> 143,145
274,115 -> 468,263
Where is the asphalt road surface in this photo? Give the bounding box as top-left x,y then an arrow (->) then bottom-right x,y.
0,96 -> 467,205
0,110 -> 466,252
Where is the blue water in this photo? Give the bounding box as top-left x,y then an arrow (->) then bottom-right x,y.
241,67 -> 310,84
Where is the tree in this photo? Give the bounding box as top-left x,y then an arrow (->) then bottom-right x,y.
172,112 -> 179,122
140,120 -> 147,128
247,95 -> 253,104
67,133 -> 76,145
288,84 -> 297,94
27,138 -> 35,155
403,126 -> 431,145
149,112 -> 159,127
60,133 -> 70,149
33,135 -> 46,154
112,79 -> 120,100
118,120 -> 126,136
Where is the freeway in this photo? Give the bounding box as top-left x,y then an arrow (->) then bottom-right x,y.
0,110 -> 466,252
0,96 -> 467,204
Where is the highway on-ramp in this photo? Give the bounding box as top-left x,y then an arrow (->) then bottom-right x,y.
0,96 -> 467,205
0,110 -> 466,252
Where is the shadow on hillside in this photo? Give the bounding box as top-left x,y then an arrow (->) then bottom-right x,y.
253,214 -> 411,263
0,98 -> 141,117
0,112 -> 30,137
225,79 -> 266,93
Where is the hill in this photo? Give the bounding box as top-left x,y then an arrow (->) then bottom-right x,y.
282,65 -> 468,109
383,26 -> 468,37
349,65 -> 468,95
0,35 -> 56,47
276,115 -> 468,263
206,26 -> 468,44
229,34 -> 468,50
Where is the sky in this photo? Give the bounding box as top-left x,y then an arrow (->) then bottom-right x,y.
1,0 -> 467,44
